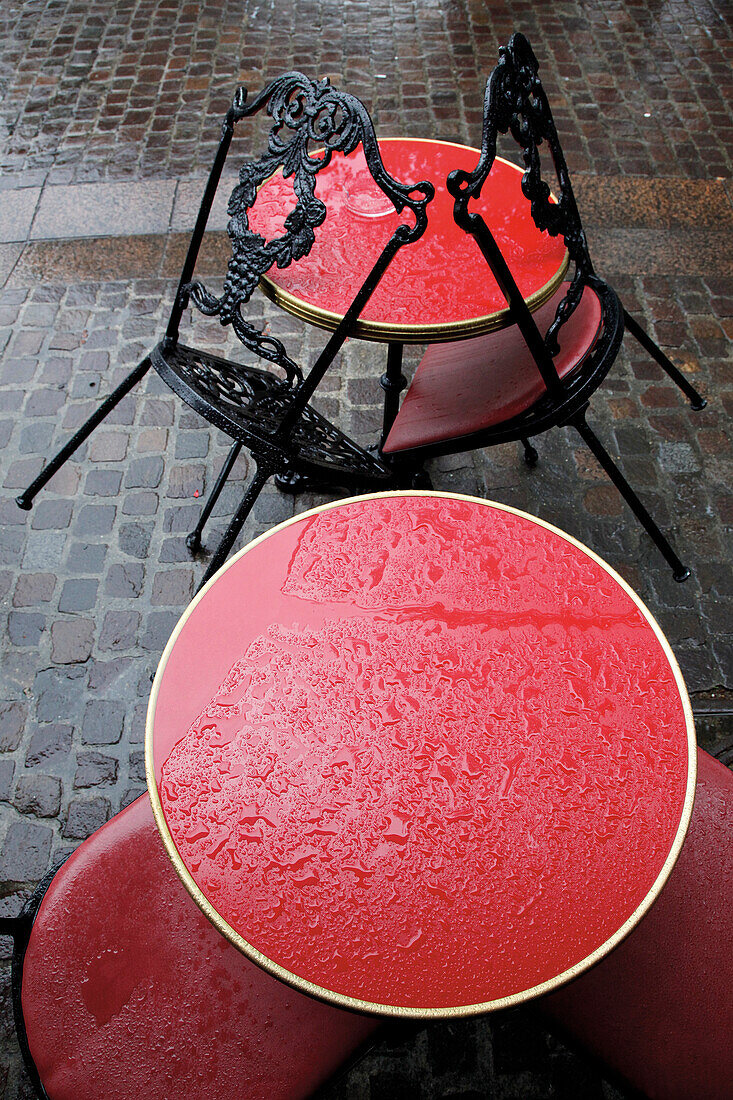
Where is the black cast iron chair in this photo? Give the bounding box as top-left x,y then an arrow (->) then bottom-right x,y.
382,33 -> 705,581
16,74 -> 433,590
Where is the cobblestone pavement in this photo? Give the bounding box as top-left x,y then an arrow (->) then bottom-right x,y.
1,0 -> 732,1096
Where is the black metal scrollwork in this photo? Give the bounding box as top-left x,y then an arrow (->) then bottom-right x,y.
184,72 -> 432,384
160,345 -> 389,480
449,33 -> 594,355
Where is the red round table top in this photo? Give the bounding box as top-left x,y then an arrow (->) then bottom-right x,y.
146,493 -> 695,1018
248,138 -> 569,342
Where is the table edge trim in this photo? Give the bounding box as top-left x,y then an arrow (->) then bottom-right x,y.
145,490 -> 697,1020
256,147 -> 570,343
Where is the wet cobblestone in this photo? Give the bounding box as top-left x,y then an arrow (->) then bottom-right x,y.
1,0 -> 732,1096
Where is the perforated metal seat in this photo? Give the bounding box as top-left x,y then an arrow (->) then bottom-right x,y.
152,341 -> 389,486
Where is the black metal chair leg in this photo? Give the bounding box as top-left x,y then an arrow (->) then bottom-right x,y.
196,462 -> 273,592
572,415 -> 690,581
379,342 -> 407,452
15,357 -> 153,510
520,436 -> 539,467
623,309 -> 707,411
186,441 -> 242,554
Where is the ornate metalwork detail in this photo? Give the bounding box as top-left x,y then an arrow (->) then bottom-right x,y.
185,283 -> 303,384
184,71 -> 432,383
450,33 -> 593,355
158,344 -> 389,482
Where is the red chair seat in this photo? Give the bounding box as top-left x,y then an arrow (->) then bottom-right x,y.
383,282 -> 602,454
539,747 -> 733,1100
21,795 -> 378,1100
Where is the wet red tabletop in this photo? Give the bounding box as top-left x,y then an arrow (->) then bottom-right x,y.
147,493 -> 695,1018
248,138 -> 569,342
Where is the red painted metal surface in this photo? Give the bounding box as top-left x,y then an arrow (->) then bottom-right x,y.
22,795 -> 378,1100
540,748 -> 733,1100
149,494 -> 692,1014
383,282 -> 602,453
247,139 -> 568,335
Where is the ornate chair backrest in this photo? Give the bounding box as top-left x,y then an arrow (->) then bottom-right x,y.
165,73 -> 433,394
448,34 -> 594,374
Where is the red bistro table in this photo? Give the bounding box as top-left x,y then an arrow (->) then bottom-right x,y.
248,138 -> 569,343
248,137 -> 570,449
146,493 -> 695,1019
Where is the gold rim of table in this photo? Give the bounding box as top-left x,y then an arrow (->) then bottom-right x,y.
146,491 -> 696,1020
257,143 -> 570,344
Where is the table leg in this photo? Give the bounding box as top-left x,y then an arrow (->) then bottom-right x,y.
379,342 -> 406,452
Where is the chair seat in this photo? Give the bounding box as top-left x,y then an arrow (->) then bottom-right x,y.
152,342 -> 391,484
382,283 -> 602,454
21,795 -> 378,1100
540,748 -> 733,1100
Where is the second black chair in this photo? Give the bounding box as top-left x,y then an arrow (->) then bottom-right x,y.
16,74 -> 433,589
382,33 -> 705,580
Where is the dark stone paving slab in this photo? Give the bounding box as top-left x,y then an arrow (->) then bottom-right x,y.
0,190 -> 40,245
575,175 -> 733,229
29,179 -> 177,240
8,220 -> 733,289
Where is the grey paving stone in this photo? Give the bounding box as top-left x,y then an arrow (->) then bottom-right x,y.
31,180 -> 176,240
0,821 -> 52,880
62,795 -> 111,839
74,751 -> 118,788
33,666 -> 85,724
0,702 -> 26,752
58,578 -> 98,613
124,454 -> 164,488
66,541 -> 107,573
74,503 -> 116,536
81,699 -> 125,746
0,188 -> 40,244
150,568 -> 193,606
118,521 -> 152,558
98,610 -> 140,652
21,530 -> 68,571
29,499 -> 73,530
175,431 -> 209,459
13,774 -> 62,818
7,612 -> 45,648
84,469 -> 123,497
141,611 -> 180,653
121,490 -> 159,516
104,563 -> 144,598
50,618 -> 94,664
25,723 -> 73,767
18,421 -> 55,454
0,759 -> 15,801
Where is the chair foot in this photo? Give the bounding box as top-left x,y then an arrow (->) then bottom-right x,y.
275,470 -> 309,495
572,415 -> 689,581
186,531 -> 202,554
409,468 -> 433,489
196,464 -> 272,592
520,438 -> 538,468
623,309 -> 707,410
15,357 -> 151,510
